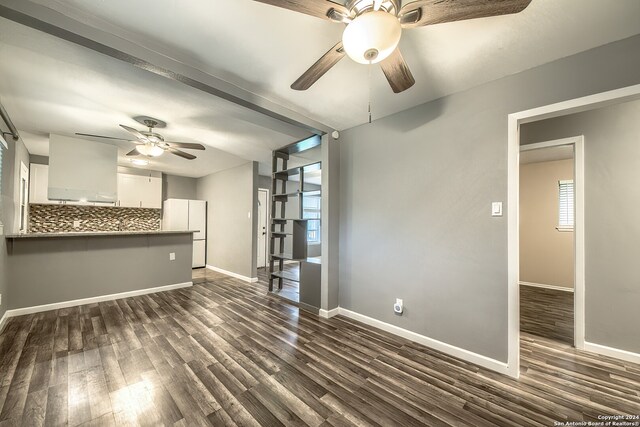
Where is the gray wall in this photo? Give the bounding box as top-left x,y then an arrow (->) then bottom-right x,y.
7,233 -> 193,309
163,173 -> 198,201
197,162 -> 258,279
338,34 -> 640,362
0,126 -> 30,322
521,98 -> 640,354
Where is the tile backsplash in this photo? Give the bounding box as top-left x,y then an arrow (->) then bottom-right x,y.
29,204 -> 161,233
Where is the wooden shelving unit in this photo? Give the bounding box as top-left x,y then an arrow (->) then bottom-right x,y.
268,136 -> 321,292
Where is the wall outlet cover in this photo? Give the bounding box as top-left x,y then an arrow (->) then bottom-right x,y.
169,252 -> 176,261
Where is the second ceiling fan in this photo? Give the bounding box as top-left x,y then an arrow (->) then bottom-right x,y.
77,117 -> 206,160
254,0 -> 533,93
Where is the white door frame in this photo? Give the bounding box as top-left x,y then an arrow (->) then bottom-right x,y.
520,136 -> 585,346
18,162 -> 29,233
257,188 -> 269,268
507,83 -> 640,379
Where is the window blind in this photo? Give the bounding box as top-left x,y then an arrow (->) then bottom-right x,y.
558,180 -> 574,229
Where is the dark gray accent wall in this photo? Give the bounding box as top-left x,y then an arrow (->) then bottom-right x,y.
338,34 -> 640,362
521,98 -> 640,354
7,233 -> 193,310
163,174 -> 198,201
197,162 -> 258,279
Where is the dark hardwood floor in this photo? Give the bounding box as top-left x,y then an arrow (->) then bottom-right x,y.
1,269 -> 639,426
520,284 -> 574,345
256,264 -> 300,303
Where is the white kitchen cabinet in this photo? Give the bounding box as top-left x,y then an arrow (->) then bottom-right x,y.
140,176 -> 162,208
30,165 -> 160,208
29,163 -> 54,204
117,173 -> 162,208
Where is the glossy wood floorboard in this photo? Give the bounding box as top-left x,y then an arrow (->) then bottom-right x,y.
256,265 -> 300,303
520,285 -> 574,345
1,269 -> 639,426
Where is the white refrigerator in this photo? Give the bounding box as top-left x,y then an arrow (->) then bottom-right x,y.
163,199 -> 207,268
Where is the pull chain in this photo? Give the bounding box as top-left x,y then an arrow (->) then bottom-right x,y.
368,60 -> 372,124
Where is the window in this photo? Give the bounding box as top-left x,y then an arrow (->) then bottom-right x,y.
302,194 -> 321,244
558,179 -> 574,231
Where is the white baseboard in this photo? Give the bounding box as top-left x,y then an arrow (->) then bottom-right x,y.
336,307 -> 511,376
519,281 -> 574,293
206,265 -> 258,283
583,341 -> 640,365
0,311 -> 9,333
3,281 -> 193,318
319,307 -> 339,319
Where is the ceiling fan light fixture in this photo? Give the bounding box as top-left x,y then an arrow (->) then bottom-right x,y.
342,11 -> 401,64
130,158 -> 150,166
136,143 -> 164,157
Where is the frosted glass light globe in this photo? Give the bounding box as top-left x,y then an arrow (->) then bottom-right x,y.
136,143 -> 164,157
342,11 -> 402,64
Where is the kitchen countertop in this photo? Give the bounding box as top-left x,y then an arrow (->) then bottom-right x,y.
5,230 -> 196,239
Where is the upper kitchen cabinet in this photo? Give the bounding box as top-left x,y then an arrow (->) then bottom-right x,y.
117,173 -> 162,208
30,164 -> 161,208
29,163 -> 53,204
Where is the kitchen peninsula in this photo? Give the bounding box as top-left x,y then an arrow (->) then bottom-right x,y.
4,230 -> 194,313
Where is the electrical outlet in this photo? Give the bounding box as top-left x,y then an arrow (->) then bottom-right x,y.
394,298 -> 403,315
73,220 -> 81,229
169,252 -> 176,261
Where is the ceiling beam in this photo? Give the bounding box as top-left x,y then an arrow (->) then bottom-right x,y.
0,0 -> 332,136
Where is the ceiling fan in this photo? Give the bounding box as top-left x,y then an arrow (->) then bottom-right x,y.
76,116 -> 205,160
255,0 -> 532,93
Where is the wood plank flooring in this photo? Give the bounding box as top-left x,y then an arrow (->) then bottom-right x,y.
256,265 -> 300,303
1,269 -> 639,426
520,285 -> 574,345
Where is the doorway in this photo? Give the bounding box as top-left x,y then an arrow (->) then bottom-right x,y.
519,141 -> 578,346
257,188 -> 269,268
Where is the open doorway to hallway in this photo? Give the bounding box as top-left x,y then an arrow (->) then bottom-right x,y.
519,142 -> 576,346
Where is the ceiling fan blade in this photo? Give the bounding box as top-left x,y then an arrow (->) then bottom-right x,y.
251,0 -> 349,22
165,141 -> 206,150
75,133 -> 131,142
119,124 -> 149,142
168,147 -> 197,160
291,41 -> 346,91
399,0 -> 532,28
380,48 -> 416,93
125,148 -> 140,156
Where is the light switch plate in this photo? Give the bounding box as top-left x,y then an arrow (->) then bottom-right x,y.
169,252 -> 176,261
492,202 -> 503,217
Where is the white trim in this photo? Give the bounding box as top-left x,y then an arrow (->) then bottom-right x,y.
337,308 -> 510,375
3,281 -> 193,318
508,85 -> 640,375
519,281 -> 574,293
318,307 -> 339,319
0,311 -> 9,333
583,341 -> 640,365
206,265 -> 258,283
257,187 -> 269,269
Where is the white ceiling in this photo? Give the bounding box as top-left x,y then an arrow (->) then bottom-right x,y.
2,0 -> 640,178
520,145 -> 573,164
0,18 -> 313,178
25,0 -> 640,131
